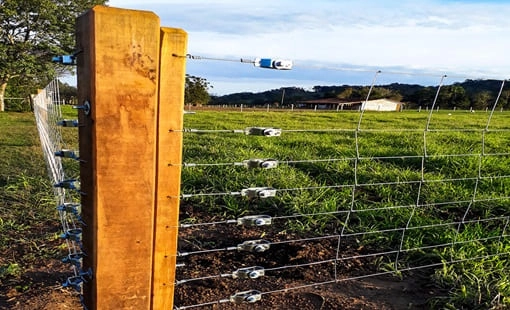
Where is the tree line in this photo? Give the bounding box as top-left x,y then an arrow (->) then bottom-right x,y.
207,80 -> 510,110
1,1 -> 507,112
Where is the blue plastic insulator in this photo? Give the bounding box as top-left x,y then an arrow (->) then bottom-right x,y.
52,55 -> 76,65
259,58 -> 273,69
63,276 -> 83,291
80,267 -> 93,281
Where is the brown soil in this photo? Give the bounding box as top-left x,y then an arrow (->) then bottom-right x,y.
173,216 -> 441,310
0,256 -> 437,310
0,219 -> 442,310
0,260 -> 81,310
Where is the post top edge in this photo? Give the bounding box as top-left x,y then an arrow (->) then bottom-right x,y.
160,27 -> 187,35
88,5 -> 160,20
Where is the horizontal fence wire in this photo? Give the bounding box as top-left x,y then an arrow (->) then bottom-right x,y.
174,59 -> 510,309
177,152 -> 510,169
175,128 -> 510,134
174,252 -> 510,310
179,197 -> 510,228
178,175 -> 510,199
177,216 -> 508,257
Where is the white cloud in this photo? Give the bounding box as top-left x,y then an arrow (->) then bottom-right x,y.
105,0 -> 510,93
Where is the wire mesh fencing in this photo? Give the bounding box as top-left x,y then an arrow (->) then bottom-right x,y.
32,79 -> 85,295
173,66 -> 510,309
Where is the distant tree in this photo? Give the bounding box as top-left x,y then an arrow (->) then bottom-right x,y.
435,86 -> 450,108
0,0 -> 107,111
337,87 -> 353,100
353,87 -> 370,100
501,90 -> 510,109
370,87 -> 390,99
369,87 -> 402,101
412,87 -> 436,108
448,85 -> 469,109
207,79 -> 504,111
58,81 -> 77,105
185,75 -> 212,106
472,91 -> 492,110
388,91 -> 403,102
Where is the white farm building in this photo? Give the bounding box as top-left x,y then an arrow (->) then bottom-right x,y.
360,98 -> 402,111
296,98 -> 403,111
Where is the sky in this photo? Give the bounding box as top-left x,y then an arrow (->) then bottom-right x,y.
101,0 -> 510,95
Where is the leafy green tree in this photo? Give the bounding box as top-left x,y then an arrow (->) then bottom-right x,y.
185,74 -> 212,106
412,87 -> 436,108
336,87 -> 353,100
370,87 -> 390,99
501,90 -> 510,109
370,87 -> 403,101
58,80 -> 77,105
435,85 -> 469,109
448,85 -> 469,109
472,91 -> 492,110
353,86 -> 370,100
0,0 -> 107,111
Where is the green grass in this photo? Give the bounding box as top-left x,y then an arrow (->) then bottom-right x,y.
182,109 -> 510,309
1,108 -> 508,308
0,106 -> 78,295
0,112 -> 57,288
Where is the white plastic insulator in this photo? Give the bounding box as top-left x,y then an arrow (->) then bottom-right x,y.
260,160 -> 278,169
230,290 -> 262,304
241,187 -> 276,199
237,239 -> 271,253
245,127 -> 282,137
237,215 -> 272,226
244,159 -> 278,169
257,188 -> 276,198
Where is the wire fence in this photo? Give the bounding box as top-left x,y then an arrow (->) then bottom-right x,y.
32,80 -> 84,294
31,57 -> 510,309
173,58 -> 510,309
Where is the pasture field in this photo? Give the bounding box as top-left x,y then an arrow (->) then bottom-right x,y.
0,108 -> 509,309
177,109 -> 510,309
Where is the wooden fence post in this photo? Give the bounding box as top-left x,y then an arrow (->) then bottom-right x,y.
76,6 -> 185,309
151,27 -> 187,309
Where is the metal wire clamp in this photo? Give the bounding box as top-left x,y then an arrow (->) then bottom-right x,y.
73,101 -> 91,116
241,187 -> 277,199
244,159 -> 278,169
237,239 -> 270,253
230,290 -> 262,304
232,266 -> 265,279
245,127 -> 282,137
57,202 -> 81,215
79,267 -> 93,281
52,55 -> 76,65
62,252 -> 85,268
237,215 -> 272,226
61,228 -> 82,242
62,276 -> 83,292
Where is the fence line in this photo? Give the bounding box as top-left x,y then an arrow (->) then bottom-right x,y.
32,79 -> 83,289
30,6 -> 509,309
174,55 -> 510,309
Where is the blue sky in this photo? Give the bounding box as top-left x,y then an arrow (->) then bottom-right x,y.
103,0 -> 510,95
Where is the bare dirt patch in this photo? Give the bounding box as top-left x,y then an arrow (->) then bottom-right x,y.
173,215 -> 441,309
0,214 -> 442,310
